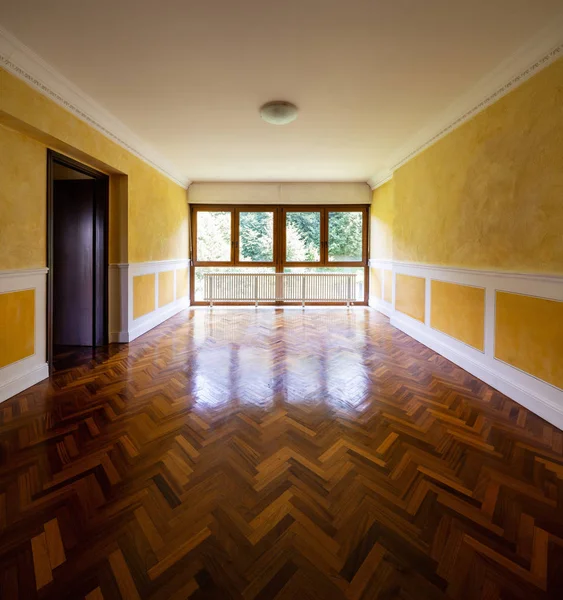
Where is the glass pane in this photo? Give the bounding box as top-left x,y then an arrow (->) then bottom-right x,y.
239,211 -> 274,262
194,266 -> 276,302
328,211 -> 363,262
284,267 -> 364,301
285,212 -> 321,262
196,211 -> 231,261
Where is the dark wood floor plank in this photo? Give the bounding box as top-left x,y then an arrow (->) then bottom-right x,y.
0,308 -> 562,599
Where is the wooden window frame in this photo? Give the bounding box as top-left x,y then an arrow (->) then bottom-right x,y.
235,206 -> 279,268
281,206 -> 325,267
191,205 -> 235,266
190,204 -> 369,305
326,206 -> 369,267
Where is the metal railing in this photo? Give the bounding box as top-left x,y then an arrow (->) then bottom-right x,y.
203,273 -> 357,307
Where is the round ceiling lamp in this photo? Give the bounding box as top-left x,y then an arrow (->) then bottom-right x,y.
260,101 -> 298,125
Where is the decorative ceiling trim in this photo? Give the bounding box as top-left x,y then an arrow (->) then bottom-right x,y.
367,170 -> 392,190
0,25 -> 191,188
368,17 -> 563,190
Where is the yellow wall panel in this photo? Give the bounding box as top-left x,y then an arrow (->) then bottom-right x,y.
370,268 -> 382,299
176,268 -> 189,299
392,57 -> 563,274
370,180 -> 394,261
133,274 -> 155,319
383,270 -> 393,304
495,292 -> 563,390
431,281 -> 485,350
0,126 -> 46,269
395,274 -> 425,322
158,270 -> 175,308
0,289 -> 35,368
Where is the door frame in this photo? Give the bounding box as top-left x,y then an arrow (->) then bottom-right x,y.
46,150 -> 110,369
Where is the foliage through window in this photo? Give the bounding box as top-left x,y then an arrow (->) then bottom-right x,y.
196,211 -> 231,262
285,212 -> 321,262
239,212 -> 274,262
328,212 -> 363,262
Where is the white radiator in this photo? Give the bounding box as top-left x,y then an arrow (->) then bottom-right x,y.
203,273 -> 357,306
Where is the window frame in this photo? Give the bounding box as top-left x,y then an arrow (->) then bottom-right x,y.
281,206 -> 325,267
326,206 -> 369,266
191,205 -> 235,266
235,206 -> 278,267
190,204 -> 369,305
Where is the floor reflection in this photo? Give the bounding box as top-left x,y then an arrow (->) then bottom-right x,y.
189,307 -> 372,411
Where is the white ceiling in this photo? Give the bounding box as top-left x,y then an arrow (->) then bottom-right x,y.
1,0 -> 562,184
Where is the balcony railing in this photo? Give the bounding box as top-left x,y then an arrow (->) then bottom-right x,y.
203,272 -> 356,306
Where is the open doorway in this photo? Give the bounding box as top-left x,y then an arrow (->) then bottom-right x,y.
47,151 -> 109,371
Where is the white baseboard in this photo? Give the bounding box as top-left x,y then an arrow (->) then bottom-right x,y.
111,297 -> 189,343
368,296 -> 393,318
368,259 -> 563,429
109,259 -> 190,343
0,362 -> 49,404
109,331 -> 131,344
389,312 -> 563,431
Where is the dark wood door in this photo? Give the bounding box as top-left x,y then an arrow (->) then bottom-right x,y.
53,180 -> 95,346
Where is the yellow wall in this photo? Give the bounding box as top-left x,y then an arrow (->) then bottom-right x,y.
128,166 -> 188,263
176,268 -> 189,299
395,274 -> 425,322
0,67 -> 189,268
0,66 -> 189,371
133,274 -> 156,319
392,57 -> 563,274
0,126 -> 46,269
495,292 -> 563,390
0,290 -> 35,368
158,271 -> 175,308
383,270 -> 393,304
431,281 -> 485,351
370,181 -> 394,304
370,268 -> 382,299
370,180 -> 394,260
370,58 -> 563,399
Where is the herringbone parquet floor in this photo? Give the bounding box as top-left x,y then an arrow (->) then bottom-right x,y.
1,308 -> 562,599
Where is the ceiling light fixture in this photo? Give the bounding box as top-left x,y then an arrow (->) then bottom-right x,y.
260,101 -> 298,125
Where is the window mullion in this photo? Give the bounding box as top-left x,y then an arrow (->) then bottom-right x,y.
232,207 -> 238,265
321,207 -> 328,266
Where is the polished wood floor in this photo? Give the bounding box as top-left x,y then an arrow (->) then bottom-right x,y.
1,308 -> 562,599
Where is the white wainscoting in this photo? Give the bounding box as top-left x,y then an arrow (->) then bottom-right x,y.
110,259 -> 190,343
0,268 -> 49,403
0,261 -> 190,404
368,259 -> 563,430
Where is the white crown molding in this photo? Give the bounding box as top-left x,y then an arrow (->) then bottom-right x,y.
0,25 -> 191,189
367,16 -> 563,189
367,170 -> 392,190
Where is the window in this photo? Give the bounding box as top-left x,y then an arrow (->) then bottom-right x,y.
190,204 -> 368,304
195,209 -> 232,262
238,210 -> 275,263
285,210 -> 321,263
328,211 -> 363,262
